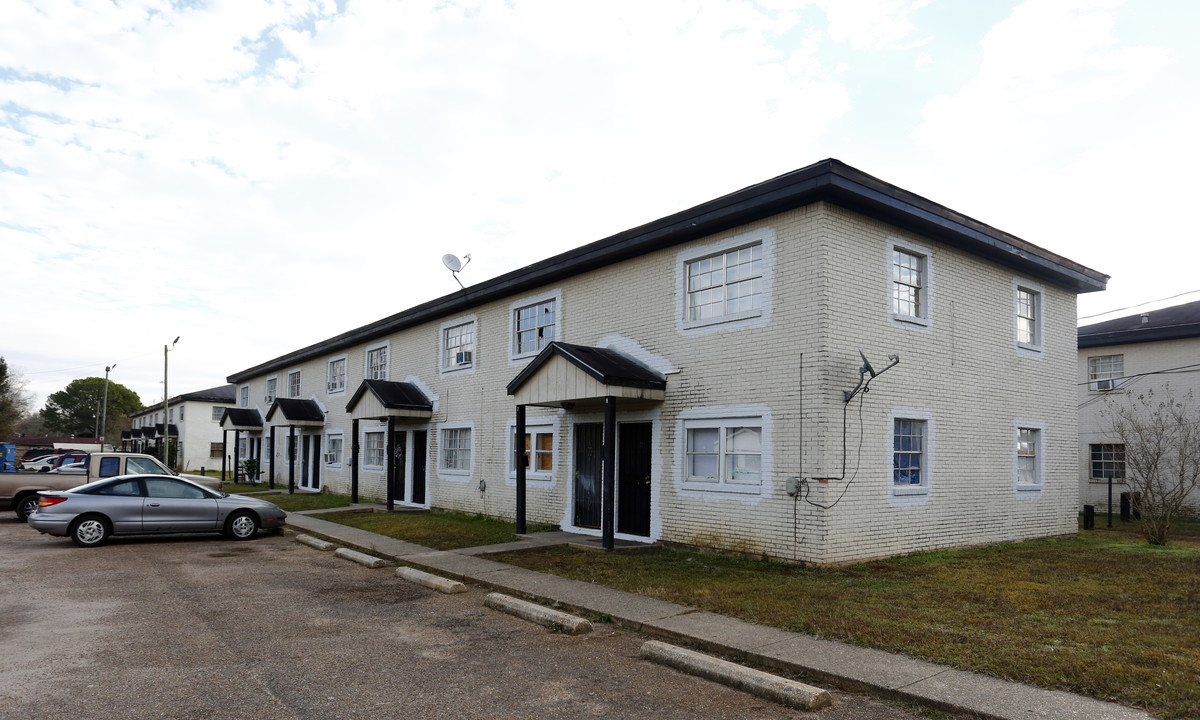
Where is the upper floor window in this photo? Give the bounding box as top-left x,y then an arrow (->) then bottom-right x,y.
265,377 -> 277,404
686,243 -> 763,324
366,343 -> 389,381
211,407 -> 224,422
288,369 -> 301,398
1016,287 -> 1040,348
168,409 -> 174,423
239,385 -> 249,408
514,299 -> 556,357
443,320 -> 476,371
1088,355 -> 1123,391
328,357 -> 346,394
891,248 -> 925,320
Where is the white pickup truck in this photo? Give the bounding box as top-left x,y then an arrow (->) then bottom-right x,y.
2,452 -> 223,522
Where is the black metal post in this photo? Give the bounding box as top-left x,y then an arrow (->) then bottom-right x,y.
269,425 -> 277,490
288,425 -> 296,494
515,404 -> 527,534
221,429 -> 227,482
1107,475 -> 1113,528
351,418 -> 360,503
386,416 -> 396,512
602,396 -> 616,550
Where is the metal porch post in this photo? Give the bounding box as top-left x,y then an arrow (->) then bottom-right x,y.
288,425 -> 296,494
515,404 -> 527,535
602,396 -> 616,550
386,416 -> 396,512
351,418 -> 360,504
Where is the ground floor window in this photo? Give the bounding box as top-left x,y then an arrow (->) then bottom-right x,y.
441,427 -> 472,473
1090,443 -> 1125,480
684,418 -> 762,490
325,433 -> 343,465
209,442 -> 222,458
893,419 -> 925,486
513,429 -> 553,473
363,431 -> 384,468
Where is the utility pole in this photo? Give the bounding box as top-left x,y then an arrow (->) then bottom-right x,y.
100,363 -> 116,447
164,337 -> 179,468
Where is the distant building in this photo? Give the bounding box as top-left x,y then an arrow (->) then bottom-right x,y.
225,159 -> 1107,564
127,384 -> 236,472
1077,300 -> 1200,517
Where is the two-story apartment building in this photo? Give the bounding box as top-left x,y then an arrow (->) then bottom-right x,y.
1078,300 -> 1200,517
226,159 -> 1107,564
127,384 -> 236,472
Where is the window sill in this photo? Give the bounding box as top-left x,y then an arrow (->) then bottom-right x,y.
1015,483 -> 1044,492
1017,343 -> 1043,353
682,481 -> 762,495
441,365 -> 475,375
440,468 -> 471,477
507,472 -> 554,483
682,309 -> 762,332
1088,478 -> 1127,484
890,313 -> 928,327
891,485 -> 928,496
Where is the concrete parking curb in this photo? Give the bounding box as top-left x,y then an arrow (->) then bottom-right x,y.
641,640 -> 832,711
334,547 -> 388,568
296,534 -> 336,551
484,592 -> 593,635
396,566 -> 468,594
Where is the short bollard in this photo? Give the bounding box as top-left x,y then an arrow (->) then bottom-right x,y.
1083,504 -> 1095,530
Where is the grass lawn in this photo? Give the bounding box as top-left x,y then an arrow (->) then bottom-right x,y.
486,518 -> 1200,720
253,491 -> 354,512
319,509 -> 551,550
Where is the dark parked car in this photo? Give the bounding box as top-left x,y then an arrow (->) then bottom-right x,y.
28,474 -> 287,548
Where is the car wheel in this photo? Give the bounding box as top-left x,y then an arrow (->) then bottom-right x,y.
15,495 -> 40,522
70,516 -> 110,548
225,511 -> 258,541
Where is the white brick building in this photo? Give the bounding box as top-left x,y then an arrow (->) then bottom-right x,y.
1078,300 -> 1200,517
127,384 -> 236,472
226,159 -> 1107,564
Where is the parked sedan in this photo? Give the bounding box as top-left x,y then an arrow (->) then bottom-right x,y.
18,455 -> 58,472
28,474 -> 287,548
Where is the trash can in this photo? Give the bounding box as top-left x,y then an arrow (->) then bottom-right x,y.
0,443 -> 14,473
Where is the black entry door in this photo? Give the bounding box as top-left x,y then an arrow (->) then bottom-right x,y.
412,430 -> 427,505
300,435 -> 311,488
390,431 -> 407,503
573,423 -> 603,529
617,423 -> 652,537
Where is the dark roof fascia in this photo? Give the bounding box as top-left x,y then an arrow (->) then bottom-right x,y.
229,159 -> 1108,382
129,384 -> 235,418
506,342 -> 666,396
1079,322 -> 1200,349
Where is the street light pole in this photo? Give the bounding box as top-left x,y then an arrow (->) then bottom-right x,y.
164,337 -> 179,468
100,363 -> 116,447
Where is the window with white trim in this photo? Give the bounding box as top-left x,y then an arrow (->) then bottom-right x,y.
685,243 -> 763,323
239,385 -> 249,408
1088,355 -> 1123,391
287,370 -> 301,398
265,377 -> 277,404
211,407 -> 224,422
363,431 -> 385,468
1016,286 -> 1041,349
327,357 -> 346,394
366,344 -> 388,381
325,433 -> 343,466
1090,443 -> 1125,480
443,321 -> 476,370
891,248 -> 925,321
893,419 -> 925,486
441,427 -> 472,472
512,428 -> 554,474
209,442 -> 222,458
1016,427 -> 1041,487
514,299 -> 556,356
684,419 -> 762,491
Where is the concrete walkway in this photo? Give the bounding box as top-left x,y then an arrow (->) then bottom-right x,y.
286,510 -> 1152,720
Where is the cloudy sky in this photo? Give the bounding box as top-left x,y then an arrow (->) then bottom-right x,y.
3,0 -> 1197,412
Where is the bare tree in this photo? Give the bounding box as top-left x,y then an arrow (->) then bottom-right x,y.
1104,387 -> 1200,545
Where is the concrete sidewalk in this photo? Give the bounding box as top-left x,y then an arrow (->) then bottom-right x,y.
285,511 -> 1152,720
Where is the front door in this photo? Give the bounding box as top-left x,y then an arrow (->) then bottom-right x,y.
573,423 -> 603,529
617,422 -> 652,537
390,431 -> 407,504
412,430 -> 427,505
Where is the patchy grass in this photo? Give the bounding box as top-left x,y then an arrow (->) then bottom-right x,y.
319,509 -> 552,550
254,492 -> 354,512
486,518 -> 1200,720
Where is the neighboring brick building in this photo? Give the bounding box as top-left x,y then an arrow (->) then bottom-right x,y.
226,159 -> 1107,564
1077,300 -> 1200,518
127,384 -> 236,472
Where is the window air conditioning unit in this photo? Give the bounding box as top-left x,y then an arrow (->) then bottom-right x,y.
323,453 -> 338,464
456,351 -> 473,365
265,395 -> 274,403
1095,379 -> 1114,391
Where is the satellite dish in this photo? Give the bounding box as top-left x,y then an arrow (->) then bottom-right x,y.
859,348 -> 877,377
442,254 -> 462,272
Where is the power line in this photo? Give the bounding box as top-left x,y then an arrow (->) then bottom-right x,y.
1078,289 -> 1200,321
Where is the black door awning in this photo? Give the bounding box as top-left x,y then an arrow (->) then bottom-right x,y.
506,342 -> 666,409
346,380 -> 434,421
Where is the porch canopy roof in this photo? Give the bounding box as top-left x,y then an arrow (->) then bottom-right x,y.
506,342 -> 666,409
152,423 -> 179,439
264,398 -> 325,428
220,408 -> 264,432
346,379 -> 434,422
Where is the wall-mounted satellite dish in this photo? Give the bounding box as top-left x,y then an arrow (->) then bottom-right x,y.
442,253 -> 472,289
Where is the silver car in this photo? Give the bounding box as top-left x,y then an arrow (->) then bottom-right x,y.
28,474 -> 287,547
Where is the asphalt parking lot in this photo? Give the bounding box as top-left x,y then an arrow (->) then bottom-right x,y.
0,518 -> 931,720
